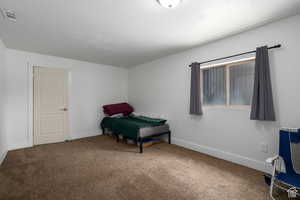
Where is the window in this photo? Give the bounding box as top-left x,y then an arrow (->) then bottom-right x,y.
201,58 -> 255,108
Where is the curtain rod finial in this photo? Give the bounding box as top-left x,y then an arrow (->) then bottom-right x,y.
274,44 -> 281,48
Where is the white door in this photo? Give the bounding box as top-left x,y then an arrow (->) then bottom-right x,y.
33,67 -> 69,145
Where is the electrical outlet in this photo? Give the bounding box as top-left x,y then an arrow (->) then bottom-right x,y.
260,143 -> 268,153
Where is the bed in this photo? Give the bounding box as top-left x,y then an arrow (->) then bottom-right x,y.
100,103 -> 171,153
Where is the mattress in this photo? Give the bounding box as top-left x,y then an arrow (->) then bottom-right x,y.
139,124 -> 170,138
101,115 -> 169,139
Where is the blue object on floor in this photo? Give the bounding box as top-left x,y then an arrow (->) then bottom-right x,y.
268,128 -> 300,199
276,173 -> 300,188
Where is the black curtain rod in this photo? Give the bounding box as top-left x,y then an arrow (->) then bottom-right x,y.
190,44 -> 281,66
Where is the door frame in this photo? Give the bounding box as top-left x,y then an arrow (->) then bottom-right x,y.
27,63 -> 71,147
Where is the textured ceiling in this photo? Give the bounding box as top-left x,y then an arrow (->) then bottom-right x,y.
0,0 -> 300,67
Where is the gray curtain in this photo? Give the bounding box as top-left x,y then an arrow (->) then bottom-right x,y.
250,46 -> 275,121
189,62 -> 203,115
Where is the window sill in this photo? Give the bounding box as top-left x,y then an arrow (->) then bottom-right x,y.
203,105 -> 251,111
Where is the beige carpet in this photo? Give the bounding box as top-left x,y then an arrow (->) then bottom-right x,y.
0,135 -> 280,200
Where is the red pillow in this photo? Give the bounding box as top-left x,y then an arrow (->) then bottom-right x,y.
103,103 -> 134,116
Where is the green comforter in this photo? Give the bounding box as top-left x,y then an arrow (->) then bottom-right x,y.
101,115 -> 166,139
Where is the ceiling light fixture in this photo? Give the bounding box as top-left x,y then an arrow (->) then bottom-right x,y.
157,0 -> 182,9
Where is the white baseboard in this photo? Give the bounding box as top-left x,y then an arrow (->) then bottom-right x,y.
172,137 -> 272,173
71,131 -> 102,140
7,130 -> 103,151
8,142 -> 31,151
0,150 -> 8,165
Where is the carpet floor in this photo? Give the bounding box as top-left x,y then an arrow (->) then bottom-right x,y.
0,135 -> 285,200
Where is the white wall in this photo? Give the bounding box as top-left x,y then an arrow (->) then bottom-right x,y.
0,38 -> 7,165
5,49 -> 128,150
129,14 -> 300,172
